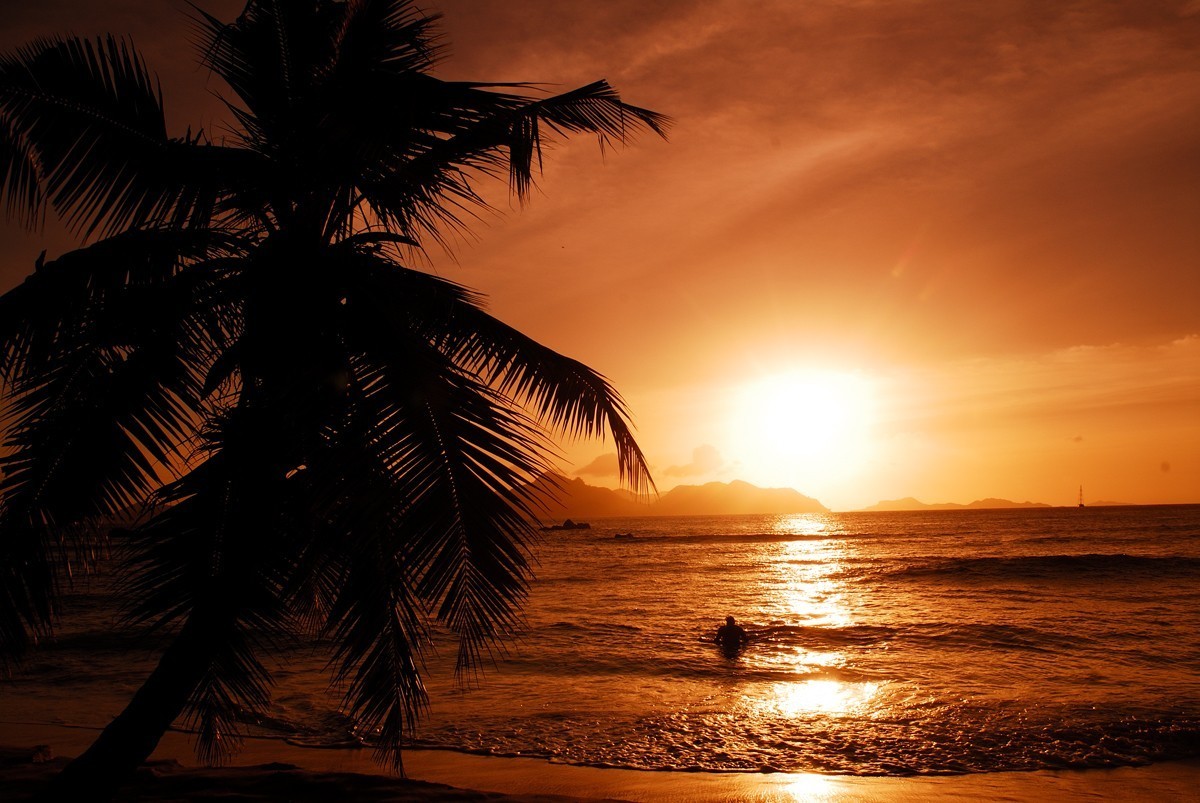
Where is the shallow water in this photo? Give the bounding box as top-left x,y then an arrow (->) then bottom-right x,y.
4,505 -> 1199,776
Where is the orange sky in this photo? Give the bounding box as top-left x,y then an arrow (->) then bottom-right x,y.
2,1 -> 1198,510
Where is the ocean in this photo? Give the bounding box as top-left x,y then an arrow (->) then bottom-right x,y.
4,505 -> 1199,777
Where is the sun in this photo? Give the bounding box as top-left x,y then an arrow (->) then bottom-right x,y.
729,370 -> 877,488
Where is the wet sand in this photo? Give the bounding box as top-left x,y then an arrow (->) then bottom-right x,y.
2,724 -> 1199,801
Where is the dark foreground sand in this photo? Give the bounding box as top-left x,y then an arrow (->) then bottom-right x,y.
2,724 -> 1199,802
1,746 -> 584,802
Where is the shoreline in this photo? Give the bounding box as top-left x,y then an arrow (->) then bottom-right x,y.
3,723 -> 1199,802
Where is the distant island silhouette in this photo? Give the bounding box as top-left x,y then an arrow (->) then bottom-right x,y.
860,497 -> 1051,512
532,475 -> 827,518
535,477 -> 1139,518
860,497 -> 1133,511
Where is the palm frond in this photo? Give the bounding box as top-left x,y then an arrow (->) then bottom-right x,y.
0,229 -> 240,383
191,0 -> 344,146
0,112 -> 43,228
121,418 -> 299,764
269,391 -> 435,770
339,323 -> 553,676
0,35 -> 230,235
399,383 -> 547,671
499,80 -> 670,199
331,595 -> 426,772
331,0 -> 445,77
119,457 -> 225,631
0,339 -> 200,659
320,519 -> 429,770
0,520 -> 57,667
0,231 -> 244,665
0,344 -> 193,523
341,253 -> 653,494
351,76 -> 666,247
184,614 -> 275,766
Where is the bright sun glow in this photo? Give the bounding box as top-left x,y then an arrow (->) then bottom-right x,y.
781,774 -> 839,802
766,679 -> 880,717
730,370 -> 877,489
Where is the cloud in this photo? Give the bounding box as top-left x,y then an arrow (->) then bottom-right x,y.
881,336 -> 1200,435
665,444 -> 727,478
575,453 -> 621,478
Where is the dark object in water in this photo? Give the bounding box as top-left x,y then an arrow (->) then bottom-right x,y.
542,519 -> 592,531
614,533 -> 635,539
715,616 -> 749,658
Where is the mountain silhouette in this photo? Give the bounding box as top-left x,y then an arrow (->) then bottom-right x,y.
532,475 -> 827,519
860,497 -> 1052,511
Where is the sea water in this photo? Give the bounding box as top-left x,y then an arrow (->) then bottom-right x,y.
3,506 -> 1199,776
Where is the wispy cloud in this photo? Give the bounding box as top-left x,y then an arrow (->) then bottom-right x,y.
574,452 -> 621,479
664,444 -> 728,478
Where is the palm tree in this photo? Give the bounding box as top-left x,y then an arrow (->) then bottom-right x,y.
0,1 -> 664,796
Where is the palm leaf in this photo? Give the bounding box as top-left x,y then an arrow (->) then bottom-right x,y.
313,482 -> 430,770
340,251 -> 653,494
272,385 -> 440,770
0,35 -> 236,236
340,316 -> 553,670
0,231 -> 242,664
330,0 -> 445,77
351,76 -> 668,247
0,110 -> 43,228
0,520 -> 57,668
497,80 -> 670,199
0,229 -> 239,382
121,414 -> 302,764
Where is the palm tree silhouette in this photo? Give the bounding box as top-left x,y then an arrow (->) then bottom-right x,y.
0,1 -> 664,796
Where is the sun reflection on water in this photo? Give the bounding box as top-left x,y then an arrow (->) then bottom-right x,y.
765,678 -> 880,717
748,516 -> 883,725
771,513 -> 833,537
780,773 -> 838,801
764,537 -> 851,628
757,646 -> 844,672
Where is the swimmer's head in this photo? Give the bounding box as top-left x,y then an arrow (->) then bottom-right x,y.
725,616 -> 735,625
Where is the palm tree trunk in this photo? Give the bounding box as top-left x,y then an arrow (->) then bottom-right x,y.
43,608 -> 230,801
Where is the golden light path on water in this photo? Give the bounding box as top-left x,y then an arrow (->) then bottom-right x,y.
754,514 -> 881,722
781,774 -> 839,802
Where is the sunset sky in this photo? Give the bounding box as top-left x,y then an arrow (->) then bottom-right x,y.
2,1 -> 1197,510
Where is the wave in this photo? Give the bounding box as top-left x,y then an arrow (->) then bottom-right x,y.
519,620 -> 1080,676
619,532 -> 846,545
901,621 -> 1081,652
30,707 -> 1199,776
755,623 -> 896,647
531,619 -> 1088,657
404,710 -> 1200,775
543,620 -> 643,633
873,553 -> 1200,583
747,621 -> 1077,653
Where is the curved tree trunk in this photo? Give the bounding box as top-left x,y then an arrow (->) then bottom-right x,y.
43,608 -> 231,801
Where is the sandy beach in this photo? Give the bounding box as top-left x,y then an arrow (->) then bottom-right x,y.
2,723 -> 1198,802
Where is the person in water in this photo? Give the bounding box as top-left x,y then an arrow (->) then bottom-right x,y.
715,615 -> 749,656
